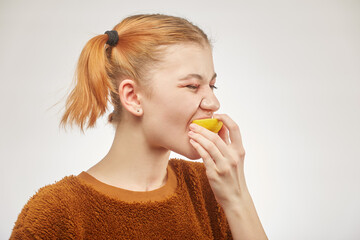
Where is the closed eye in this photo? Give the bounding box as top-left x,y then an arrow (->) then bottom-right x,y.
186,85 -> 218,90
186,85 -> 199,89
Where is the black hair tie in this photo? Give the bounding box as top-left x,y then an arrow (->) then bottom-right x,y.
104,30 -> 119,46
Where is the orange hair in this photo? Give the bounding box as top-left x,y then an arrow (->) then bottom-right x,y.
59,14 -> 211,132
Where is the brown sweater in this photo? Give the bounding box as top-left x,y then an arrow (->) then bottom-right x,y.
10,158 -> 233,239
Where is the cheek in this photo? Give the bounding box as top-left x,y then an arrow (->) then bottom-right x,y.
168,99 -> 198,129
162,92 -> 198,118
145,90 -> 200,136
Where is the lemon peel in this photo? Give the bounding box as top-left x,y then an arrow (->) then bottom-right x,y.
191,118 -> 223,133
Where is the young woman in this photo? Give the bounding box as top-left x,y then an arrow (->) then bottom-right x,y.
10,14 -> 267,239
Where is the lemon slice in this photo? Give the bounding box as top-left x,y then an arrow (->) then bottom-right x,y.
191,118 -> 223,133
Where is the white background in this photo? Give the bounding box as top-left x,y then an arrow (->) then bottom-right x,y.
1,0 -> 359,239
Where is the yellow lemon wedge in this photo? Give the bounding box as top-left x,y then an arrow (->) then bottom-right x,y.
191,118 -> 223,133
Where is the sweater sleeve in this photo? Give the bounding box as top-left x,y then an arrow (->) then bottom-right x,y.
10,183 -> 78,240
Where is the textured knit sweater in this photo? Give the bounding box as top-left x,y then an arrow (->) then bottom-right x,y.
10,158 -> 233,239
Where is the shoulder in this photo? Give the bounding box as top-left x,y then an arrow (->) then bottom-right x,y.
169,158 -> 207,179
169,158 -> 212,193
10,175 -> 83,239
25,175 -> 84,209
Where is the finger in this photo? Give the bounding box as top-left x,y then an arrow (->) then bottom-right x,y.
189,123 -> 229,158
188,130 -> 225,164
218,123 -> 230,145
213,114 -> 244,148
189,139 -> 217,171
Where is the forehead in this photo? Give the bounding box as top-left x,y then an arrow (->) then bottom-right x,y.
159,42 -> 212,62
150,43 -> 214,82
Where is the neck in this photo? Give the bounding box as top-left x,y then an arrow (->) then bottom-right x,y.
87,115 -> 171,192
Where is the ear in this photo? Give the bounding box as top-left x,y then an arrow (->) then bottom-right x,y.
118,79 -> 143,116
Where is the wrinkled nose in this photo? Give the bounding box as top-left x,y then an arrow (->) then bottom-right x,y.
200,91 -> 220,113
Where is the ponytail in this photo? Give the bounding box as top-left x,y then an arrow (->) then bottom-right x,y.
60,34 -> 116,132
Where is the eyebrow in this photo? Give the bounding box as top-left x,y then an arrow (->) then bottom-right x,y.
179,73 -> 217,82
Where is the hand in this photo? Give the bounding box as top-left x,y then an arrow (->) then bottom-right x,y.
188,114 -> 248,209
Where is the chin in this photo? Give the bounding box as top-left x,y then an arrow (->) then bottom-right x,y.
185,156 -> 202,161
180,147 -> 202,161
168,136 -> 204,160
170,144 -> 202,161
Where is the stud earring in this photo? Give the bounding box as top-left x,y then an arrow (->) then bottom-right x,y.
137,109 -> 140,113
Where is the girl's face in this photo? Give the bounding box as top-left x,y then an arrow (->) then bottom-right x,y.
140,43 -> 220,160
